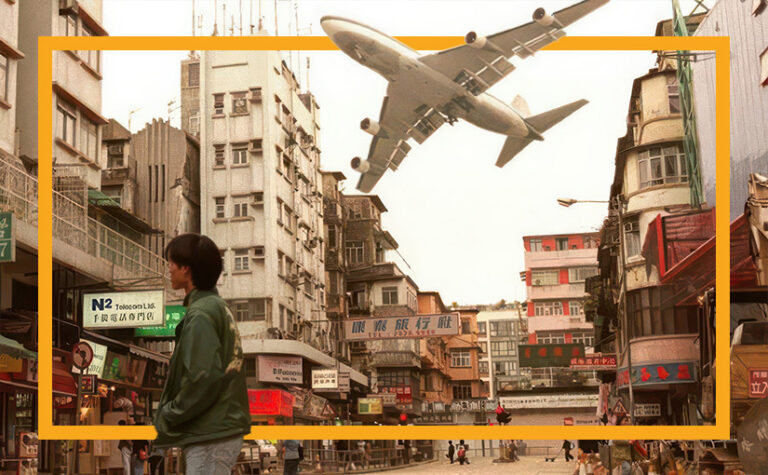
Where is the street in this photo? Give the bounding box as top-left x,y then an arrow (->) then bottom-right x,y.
357,456 -> 577,474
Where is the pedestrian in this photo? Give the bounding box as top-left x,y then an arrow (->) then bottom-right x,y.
509,440 -> 520,462
153,234 -> 251,475
132,438 -> 148,475
282,440 -> 302,475
446,440 -> 455,464
118,420 -> 132,475
459,440 -> 470,465
147,441 -> 165,475
563,439 -> 574,462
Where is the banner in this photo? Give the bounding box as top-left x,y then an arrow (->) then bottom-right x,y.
344,313 -> 459,341
499,393 -> 598,409
519,343 -> 585,368
248,389 -> 294,417
83,290 -> 165,329
257,356 -> 303,384
570,353 -> 617,370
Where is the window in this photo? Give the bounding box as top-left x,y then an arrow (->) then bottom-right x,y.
234,301 -> 249,321
232,300 -> 266,322
214,144 -> 225,166
327,225 -> 338,249
233,196 -> 248,217
249,87 -> 262,101
346,241 -> 364,264
490,341 -> 516,357
568,267 -> 598,283
531,270 -> 559,286
250,138 -> 263,153
79,26 -> 99,72
282,156 -> 293,181
624,219 -> 641,258
352,290 -> 366,310
637,146 -> 687,189
0,54 -> 7,102
452,383 -> 472,399
107,143 -> 124,168
79,116 -> 97,160
479,361 -> 489,374
188,62 -> 199,86
628,287 -> 698,339
490,321 -> 514,337
451,350 -> 471,367
101,186 -> 122,205
479,341 -> 487,354
556,238 -> 569,250
461,319 -> 471,334
494,361 -> 517,375
234,249 -> 249,271
569,300 -> 583,316
277,251 -> 285,276
56,100 -> 76,146
232,143 -> 248,165
348,204 -> 362,219
538,333 -> 565,344
214,197 -> 225,218
253,246 -> 265,259
572,331 -> 594,347
667,76 -> 680,113
244,357 -> 256,377
213,93 -> 224,115
534,301 -> 563,316
62,13 -> 77,36
189,111 -> 200,135
477,322 -> 487,334
529,239 -> 542,251
382,286 -> 398,305
232,92 -> 247,114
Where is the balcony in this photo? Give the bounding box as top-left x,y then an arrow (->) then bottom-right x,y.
528,283 -> 588,300
0,155 -> 165,284
525,247 -> 598,268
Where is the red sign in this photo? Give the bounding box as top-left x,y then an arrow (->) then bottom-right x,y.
380,386 -> 412,404
570,353 -> 617,370
247,390 -> 294,418
563,417 -> 574,426
749,369 -> 768,398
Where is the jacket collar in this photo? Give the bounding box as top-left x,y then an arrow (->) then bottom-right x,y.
182,288 -> 219,307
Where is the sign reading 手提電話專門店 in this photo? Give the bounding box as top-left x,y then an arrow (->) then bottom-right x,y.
82,290 -> 165,329
344,313 -> 459,341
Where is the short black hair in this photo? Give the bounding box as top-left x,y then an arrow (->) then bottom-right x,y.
164,234 -> 223,290
118,420 -> 126,425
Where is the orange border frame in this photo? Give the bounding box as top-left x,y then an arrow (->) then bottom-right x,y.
37,35 -> 730,440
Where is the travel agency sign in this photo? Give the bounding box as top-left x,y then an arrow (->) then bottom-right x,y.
344,313 -> 459,341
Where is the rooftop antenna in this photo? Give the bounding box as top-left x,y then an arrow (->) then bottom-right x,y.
167,99 -> 181,123
239,0 -> 243,35
190,0 -> 196,55
212,0 -> 219,36
249,0 -> 254,34
274,0 -> 278,35
128,107 -> 142,131
223,3 -> 227,36
258,0 -> 263,32
230,15 -> 235,36
305,57 -> 310,92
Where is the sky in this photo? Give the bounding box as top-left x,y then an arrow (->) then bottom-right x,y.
100,0 -> 706,306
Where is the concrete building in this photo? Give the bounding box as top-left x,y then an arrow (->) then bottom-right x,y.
691,0 -> 768,218
17,0 -> 108,187
0,0 -> 23,167
522,232 -> 598,388
194,49 -> 366,422
477,308 -> 527,399
416,292 -> 452,424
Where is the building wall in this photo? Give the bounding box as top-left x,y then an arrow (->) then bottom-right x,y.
0,0 -> 21,158
693,1 -> 768,218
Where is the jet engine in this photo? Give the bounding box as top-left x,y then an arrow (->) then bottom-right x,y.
351,157 -> 371,173
465,31 -> 487,49
533,8 -> 555,26
360,118 -> 381,136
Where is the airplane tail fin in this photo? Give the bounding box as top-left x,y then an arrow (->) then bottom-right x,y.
495,98 -> 588,168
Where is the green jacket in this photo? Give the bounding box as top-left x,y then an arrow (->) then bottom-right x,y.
154,289 -> 250,448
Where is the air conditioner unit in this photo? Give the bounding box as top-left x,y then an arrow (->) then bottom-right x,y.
624,222 -> 638,233
108,144 -> 123,155
248,88 -> 262,102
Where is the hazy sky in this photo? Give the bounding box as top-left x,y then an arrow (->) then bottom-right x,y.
101,0 -> 706,305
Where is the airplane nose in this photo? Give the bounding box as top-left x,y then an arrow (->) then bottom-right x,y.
320,16 -> 343,38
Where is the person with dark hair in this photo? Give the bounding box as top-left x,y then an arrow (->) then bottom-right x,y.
446,440 -> 455,464
153,234 -> 250,475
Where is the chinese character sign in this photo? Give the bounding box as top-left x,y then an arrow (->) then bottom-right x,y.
616,362 -> 698,388
570,353 -> 617,370
749,369 -> 768,398
83,290 -> 165,329
0,212 -> 15,263
344,314 -> 459,341
519,343 -> 585,368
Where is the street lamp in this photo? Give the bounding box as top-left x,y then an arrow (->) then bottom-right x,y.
556,196 -> 635,425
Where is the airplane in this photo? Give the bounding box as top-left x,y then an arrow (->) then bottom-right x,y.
321,0 -> 609,192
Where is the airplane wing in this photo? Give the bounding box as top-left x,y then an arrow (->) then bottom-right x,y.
356,83 -> 448,192
419,0 -> 609,96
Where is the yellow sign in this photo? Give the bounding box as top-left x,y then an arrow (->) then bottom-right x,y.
358,397 -> 383,415
0,354 -> 23,372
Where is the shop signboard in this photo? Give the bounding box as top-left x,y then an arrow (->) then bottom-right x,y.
0,353 -> 22,372
102,351 -> 130,381
357,397 -> 383,415
564,417 -> 574,426
79,375 -> 96,394
18,432 -> 37,458
449,399 -> 497,413
499,393 -> 598,410
380,385 -> 412,404
25,359 -> 37,382
0,212 -> 15,263
305,394 -> 328,419
71,339 -> 107,378
134,305 -> 186,337
316,370 -> 350,393
749,369 -> 768,398
368,392 -> 396,406
344,313 -> 459,341
519,343 -> 585,368
634,403 -> 661,417
312,369 -> 338,389
83,290 -> 165,329
248,389 -> 294,418
257,355 -> 303,384
616,362 -> 697,388
570,353 -> 617,370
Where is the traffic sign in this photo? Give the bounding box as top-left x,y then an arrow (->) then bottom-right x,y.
613,399 -> 628,414
72,341 -> 94,370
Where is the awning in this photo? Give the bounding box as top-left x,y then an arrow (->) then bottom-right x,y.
0,309 -> 35,334
129,344 -> 169,364
88,190 -> 159,234
0,379 -> 37,392
52,83 -> 109,125
53,360 -> 77,397
0,335 -> 37,360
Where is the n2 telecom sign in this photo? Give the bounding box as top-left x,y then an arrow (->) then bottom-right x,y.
83,290 -> 165,329
344,314 -> 459,341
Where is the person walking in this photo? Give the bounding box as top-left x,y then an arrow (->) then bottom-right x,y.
563,440 -> 575,462
118,420 -> 132,475
446,441 -> 455,464
282,440 -> 302,475
147,442 -> 165,475
459,440 -> 470,465
131,438 -> 148,475
153,234 -> 251,475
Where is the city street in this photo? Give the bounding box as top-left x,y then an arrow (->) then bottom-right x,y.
359,456 -> 577,474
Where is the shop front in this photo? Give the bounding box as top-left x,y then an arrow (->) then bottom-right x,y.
0,354 -> 38,475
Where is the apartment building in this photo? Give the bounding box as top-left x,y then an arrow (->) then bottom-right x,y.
477,308 -> 527,399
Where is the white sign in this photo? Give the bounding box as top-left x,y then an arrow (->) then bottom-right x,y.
257,355 -> 303,384
369,392 -> 397,406
635,403 -> 662,417
499,393 -> 598,410
312,369 -> 338,389
71,339 -> 108,378
83,290 -> 165,329
344,313 -> 459,341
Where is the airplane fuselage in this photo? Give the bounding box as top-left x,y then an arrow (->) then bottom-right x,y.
321,17 -> 530,138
